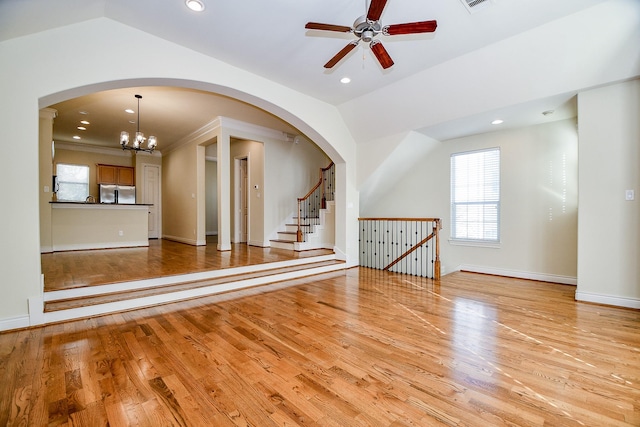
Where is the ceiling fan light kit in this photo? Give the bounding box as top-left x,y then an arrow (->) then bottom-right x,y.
305,0 -> 437,70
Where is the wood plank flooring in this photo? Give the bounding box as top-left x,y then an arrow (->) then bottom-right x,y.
2,270 -> 639,426
41,238 -> 333,291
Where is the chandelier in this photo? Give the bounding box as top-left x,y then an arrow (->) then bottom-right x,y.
120,94 -> 157,153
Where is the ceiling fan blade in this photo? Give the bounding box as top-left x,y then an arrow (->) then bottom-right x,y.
385,20 -> 438,36
367,0 -> 388,22
324,42 -> 359,68
370,41 -> 394,69
305,22 -> 352,33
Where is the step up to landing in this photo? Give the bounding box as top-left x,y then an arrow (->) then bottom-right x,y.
41,255 -> 346,325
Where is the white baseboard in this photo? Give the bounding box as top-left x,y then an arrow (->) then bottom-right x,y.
163,235 -> 199,246
40,245 -> 53,254
0,315 -> 30,332
575,291 -> 640,309
29,296 -> 45,326
248,240 -> 269,247
457,264 -> 577,285
52,241 -> 149,251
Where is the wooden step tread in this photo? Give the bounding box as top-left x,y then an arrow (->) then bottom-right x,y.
44,260 -> 344,313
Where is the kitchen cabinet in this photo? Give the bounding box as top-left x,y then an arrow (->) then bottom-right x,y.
97,164 -> 134,185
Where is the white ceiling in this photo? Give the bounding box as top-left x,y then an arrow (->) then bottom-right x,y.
0,0 -> 616,149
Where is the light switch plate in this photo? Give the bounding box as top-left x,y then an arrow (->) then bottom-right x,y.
626,190 -> 635,201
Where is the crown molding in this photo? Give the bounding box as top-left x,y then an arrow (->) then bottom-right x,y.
162,116 -> 295,155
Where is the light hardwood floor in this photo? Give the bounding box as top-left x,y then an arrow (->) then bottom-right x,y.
41,237 -> 333,291
2,269 -> 639,426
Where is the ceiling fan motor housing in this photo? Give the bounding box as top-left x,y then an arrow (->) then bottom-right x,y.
353,15 -> 382,42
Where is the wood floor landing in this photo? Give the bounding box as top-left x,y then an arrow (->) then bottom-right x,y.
1,270 -> 639,426
40,238 -> 342,324
44,259 -> 344,312
41,238 -> 334,292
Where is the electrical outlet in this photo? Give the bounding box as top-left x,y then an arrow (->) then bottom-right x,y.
119,230 -> 124,236
626,190 -> 635,201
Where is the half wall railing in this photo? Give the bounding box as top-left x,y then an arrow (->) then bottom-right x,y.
359,218 -> 442,279
297,162 -> 335,242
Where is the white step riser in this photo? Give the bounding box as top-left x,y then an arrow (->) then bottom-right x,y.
269,240 -> 295,250
43,263 -> 347,325
45,254 -> 336,301
277,233 -> 297,241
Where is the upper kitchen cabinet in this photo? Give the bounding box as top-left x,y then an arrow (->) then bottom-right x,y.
97,164 -> 134,186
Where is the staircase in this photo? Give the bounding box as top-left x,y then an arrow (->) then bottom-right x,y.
270,201 -> 335,251
41,254 -> 345,325
270,162 -> 335,252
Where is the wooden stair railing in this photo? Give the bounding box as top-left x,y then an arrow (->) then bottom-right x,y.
297,162 -> 334,242
358,218 -> 442,280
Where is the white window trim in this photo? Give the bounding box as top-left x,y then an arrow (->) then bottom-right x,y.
450,147 -> 501,244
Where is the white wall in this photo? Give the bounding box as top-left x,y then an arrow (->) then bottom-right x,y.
360,119 -> 579,282
576,79 -> 640,308
264,136 -> 330,240
0,18 -> 358,330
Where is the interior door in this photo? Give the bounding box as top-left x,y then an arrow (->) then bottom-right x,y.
143,164 -> 161,239
239,158 -> 248,243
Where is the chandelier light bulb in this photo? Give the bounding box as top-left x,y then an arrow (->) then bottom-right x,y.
120,131 -> 129,147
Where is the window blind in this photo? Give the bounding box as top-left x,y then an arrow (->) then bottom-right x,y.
450,148 -> 500,242
56,163 -> 90,202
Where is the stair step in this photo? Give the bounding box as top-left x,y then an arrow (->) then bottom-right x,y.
270,239 -> 296,250
45,259 -> 345,313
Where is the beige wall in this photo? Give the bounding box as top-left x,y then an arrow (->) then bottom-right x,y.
162,141 -> 200,245
230,139 -> 264,245
577,79 -> 640,307
360,119 -> 579,282
205,160 -> 218,236
51,204 -> 149,251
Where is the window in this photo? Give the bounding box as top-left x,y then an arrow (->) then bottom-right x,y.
56,163 -> 90,202
450,148 -> 500,242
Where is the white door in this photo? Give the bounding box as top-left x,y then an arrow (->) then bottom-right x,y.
239,158 -> 248,243
143,164 -> 161,239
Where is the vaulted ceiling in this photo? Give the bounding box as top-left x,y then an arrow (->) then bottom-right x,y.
1,0 -> 636,150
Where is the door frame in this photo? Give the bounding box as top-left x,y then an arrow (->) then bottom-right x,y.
141,163 -> 162,239
233,155 -> 249,243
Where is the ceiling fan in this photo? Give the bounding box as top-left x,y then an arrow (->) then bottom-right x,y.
305,0 -> 437,70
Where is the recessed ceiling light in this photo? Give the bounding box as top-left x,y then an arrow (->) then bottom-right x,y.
80,120 -> 90,125
340,77 -> 351,84
79,111 -> 88,115
73,136 -> 81,140
491,119 -> 504,125
125,109 -> 135,114
186,0 -> 205,12
77,126 -> 86,131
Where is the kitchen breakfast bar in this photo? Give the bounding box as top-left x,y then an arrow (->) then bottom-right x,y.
50,202 -> 151,251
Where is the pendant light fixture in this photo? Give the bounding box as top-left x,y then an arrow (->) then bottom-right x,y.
120,94 -> 157,153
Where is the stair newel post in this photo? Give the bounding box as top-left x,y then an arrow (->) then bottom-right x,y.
297,198 -> 303,243
434,219 -> 441,280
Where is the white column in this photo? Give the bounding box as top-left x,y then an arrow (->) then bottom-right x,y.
217,129 -> 232,251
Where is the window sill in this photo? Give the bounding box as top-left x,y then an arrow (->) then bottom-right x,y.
449,239 -> 501,249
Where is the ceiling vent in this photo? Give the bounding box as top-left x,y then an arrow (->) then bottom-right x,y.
459,0 -> 493,14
